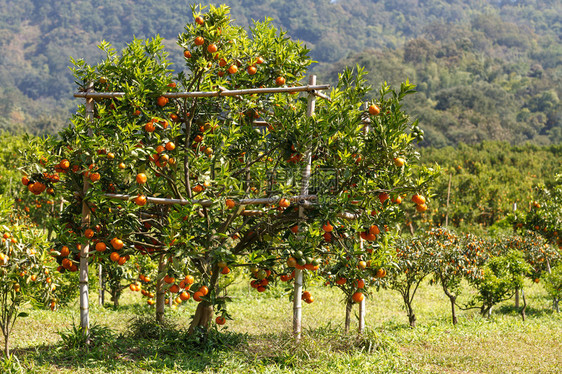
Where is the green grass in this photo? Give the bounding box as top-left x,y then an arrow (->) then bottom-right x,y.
3,278 -> 561,373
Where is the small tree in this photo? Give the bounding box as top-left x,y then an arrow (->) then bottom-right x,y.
544,263 -> 562,313
387,235 -> 433,328
0,197 -> 55,356
428,228 -> 487,325
470,250 -> 530,318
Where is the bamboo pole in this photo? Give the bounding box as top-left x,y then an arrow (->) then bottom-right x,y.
358,238 -> 365,334
98,264 -> 104,307
445,174 -> 452,227
103,193 -> 318,207
80,82 -> 94,340
73,84 -> 330,99
293,75 -> 317,342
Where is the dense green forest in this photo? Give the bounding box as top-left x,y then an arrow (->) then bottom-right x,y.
0,0 -> 560,145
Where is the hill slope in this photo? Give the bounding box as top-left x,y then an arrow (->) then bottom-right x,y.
0,0 -> 560,145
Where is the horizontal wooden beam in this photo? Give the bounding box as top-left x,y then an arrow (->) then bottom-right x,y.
103,193 -> 213,207
74,84 -> 330,99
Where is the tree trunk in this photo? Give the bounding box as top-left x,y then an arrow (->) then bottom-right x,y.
515,288 -> 520,308
344,299 -> 353,334
481,305 -> 493,318
111,288 -> 120,308
3,333 -> 8,357
449,295 -> 458,325
521,288 -> 527,321
188,300 -> 214,337
405,298 -> 416,328
156,254 -> 166,324
554,298 -> 560,313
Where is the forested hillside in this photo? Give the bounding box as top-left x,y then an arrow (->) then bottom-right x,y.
0,0 -> 560,145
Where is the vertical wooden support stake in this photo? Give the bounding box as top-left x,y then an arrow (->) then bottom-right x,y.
293,75 -> 316,341
512,202 -> 520,308
358,238 -> 365,334
98,264 -> 104,306
81,82 -> 94,339
445,174 -> 452,227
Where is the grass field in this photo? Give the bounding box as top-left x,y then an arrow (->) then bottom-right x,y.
3,277 -> 561,373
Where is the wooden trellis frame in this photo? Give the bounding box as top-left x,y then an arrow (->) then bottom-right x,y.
75,77 -> 368,339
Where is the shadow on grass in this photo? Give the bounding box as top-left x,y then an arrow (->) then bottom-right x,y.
496,304 -> 556,317
11,321 -> 398,372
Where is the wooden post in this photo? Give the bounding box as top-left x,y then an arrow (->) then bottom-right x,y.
358,237 -> 365,334
293,75 -> 316,341
80,82 -> 94,340
445,174 -> 452,227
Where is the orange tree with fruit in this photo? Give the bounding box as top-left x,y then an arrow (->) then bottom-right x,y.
0,195 -> 57,357
425,228 -> 489,325
20,4 -> 435,337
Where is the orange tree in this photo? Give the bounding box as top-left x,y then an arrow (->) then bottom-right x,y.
386,234 -> 433,328
426,228 -> 488,325
0,196 -> 56,357
20,4 -> 435,336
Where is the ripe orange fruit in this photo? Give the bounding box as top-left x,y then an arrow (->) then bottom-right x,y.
118,162 -> 126,169
107,152 -> 115,160
378,192 -> 389,204
195,16 -> 204,25
247,66 -> 257,75
411,194 -> 426,205
369,225 -> 380,235
193,291 -> 204,301
134,195 -> 147,206
183,276 -> 194,286
216,316 -> 226,325
352,292 -> 364,303
357,279 -> 365,288
358,261 -> 367,270
287,257 -> 297,267
194,36 -> 204,46
164,275 -> 175,284
228,65 -> 238,74
89,172 -> 101,182
415,203 -> 428,213
225,199 -> 236,209
199,285 -> 209,296
256,56 -> 264,64
279,198 -> 290,208
118,256 -> 127,265
376,268 -> 387,278
207,43 -> 218,53
275,76 -> 286,86
368,104 -> 380,115
221,266 -> 230,275
184,50 -> 192,58
145,122 -> 156,132
110,252 -> 120,262
111,238 -> 124,250
290,225 -> 299,234
180,291 -> 190,301
165,142 -> 175,151
157,96 -> 168,107
21,176 -> 29,185
136,173 -> 147,184
60,159 -> 70,170
322,222 -> 333,232
393,157 -> 405,167
84,228 -> 94,239
95,242 -> 106,252
336,277 -> 346,285
60,246 -> 70,257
